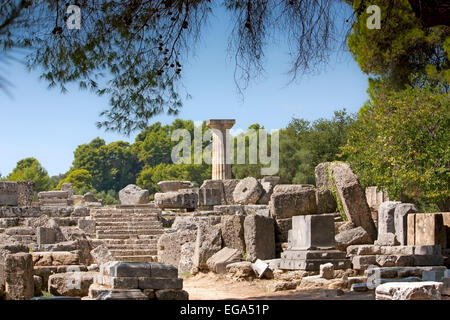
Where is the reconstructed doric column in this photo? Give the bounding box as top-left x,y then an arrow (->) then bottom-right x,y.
206,119 -> 235,180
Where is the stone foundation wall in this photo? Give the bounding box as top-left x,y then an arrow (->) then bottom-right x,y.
0,181 -> 34,207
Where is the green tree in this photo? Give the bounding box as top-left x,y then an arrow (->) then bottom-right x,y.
278,110 -> 356,184
7,157 -> 51,192
342,85 -> 450,211
137,163 -> 210,195
72,138 -> 140,192
56,169 -> 93,194
348,0 -> 449,91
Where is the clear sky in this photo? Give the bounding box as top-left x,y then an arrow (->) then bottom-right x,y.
0,4 -> 369,177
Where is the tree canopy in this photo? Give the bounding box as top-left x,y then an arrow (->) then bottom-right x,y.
2,0 -> 447,133
5,157 -> 52,192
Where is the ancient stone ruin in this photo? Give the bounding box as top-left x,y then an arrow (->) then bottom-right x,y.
1,121 -> 449,301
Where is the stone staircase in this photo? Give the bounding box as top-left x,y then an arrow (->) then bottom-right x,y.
90,206 -> 165,262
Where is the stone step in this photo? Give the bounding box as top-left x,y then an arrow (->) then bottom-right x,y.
91,211 -> 160,217
112,255 -> 158,262
96,232 -> 163,240
106,243 -> 157,250
95,225 -> 162,231
110,249 -> 157,256
102,238 -> 159,245
95,221 -> 162,227
96,229 -> 164,235
92,217 -> 160,223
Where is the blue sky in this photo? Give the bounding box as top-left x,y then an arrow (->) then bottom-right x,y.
0,3 -> 369,177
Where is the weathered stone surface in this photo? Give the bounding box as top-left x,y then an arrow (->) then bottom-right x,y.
5,227 -> 34,236
394,203 -> 417,245
275,218 -> 292,244
335,227 -> 372,251
351,255 -> 377,270
244,204 -> 270,217
193,224 -> 222,270
226,261 -> 255,279
77,219 -> 96,234
48,271 -> 97,297
251,259 -> 273,279
154,189 -> 198,210
328,162 -> 377,241
316,189 -> 337,214
257,181 -> 274,205
375,281 -> 442,300
290,214 -> 335,250
60,183 -> 73,198
220,215 -> 245,253
32,251 -> 80,267
198,180 -> 225,206
407,213 -> 447,247
206,247 -> 242,273
96,289 -> 148,300
90,244 -> 114,266
138,277 -> 183,290
178,242 -> 195,274
171,216 -> 220,231
4,253 -> 34,300
98,275 -> 138,289
158,181 -> 194,193
375,201 -> 401,246
155,289 -> 189,300
25,215 -> 49,228
315,162 -> 332,189
266,281 -> 297,292
60,227 -> 87,241
222,179 -> 240,204
0,181 -> 34,207
335,221 -> 355,234
320,263 -> 334,280
157,229 -> 197,267
119,184 -> 149,205
37,227 -> 57,245
269,186 -> 317,219
244,215 -> 275,261
213,205 -> 244,215
375,255 -> 414,267
233,177 -> 263,205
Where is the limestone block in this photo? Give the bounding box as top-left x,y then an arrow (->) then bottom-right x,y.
192,224 -> 222,271
314,162 -> 332,189
225,261 -> 255,279
32,251 -> 80,266
328,162 -> 377,241
319,263 -> 334,280
90,244 -> 114,266
206,247 -> 242,274
375,281 -> 442,300
394,203 -> 417,245
257,181 -> 274,205
222,179 -> 240,204
407,213 -> 447,248
244,215 -> 275,261
198,180 -> 225,206
157,181 -> 193,192
48,271 -> 97,297
251,259 -> 273,279
95,289 -> 148,300
118,184 -> 149,205
157,229 -> 197,267
178,242 -> 195,274
375,201 -> 401,246
213,205 -> 244,215
335,227 -> 371,251
244,204 -> 270,217
78,219 -> 96,234
155,289 -> 189,300
220,215 -> 245,253
4,253 -> 34,300
99,275 -> 139,289
233,177 -> 263,205
291,214 -> 335,250
154,189 -> 198,210
138,277 -> 183,290
269,187 -> 317,219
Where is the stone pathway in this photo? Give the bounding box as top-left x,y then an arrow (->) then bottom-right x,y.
90,206 -> 165,262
